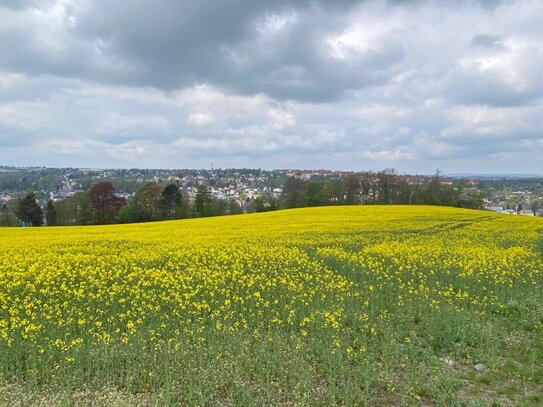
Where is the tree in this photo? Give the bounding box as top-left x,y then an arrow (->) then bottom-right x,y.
194,185 -> 213,217
88,182 -> 126,224
120,183 -> 164,223
321,181 -> 331,205
281,177 -> 305,208
161,183 -> 181,220
210,197 -> 228,216
16,192 -> 43,226
397,179 -> 414,204
456,188 -> 484,209
424,169 -> 443,205
74,191 -> 91,225
228,200 -> 243,215
0,202 -> 17,227
54,192 -> 90,225
254,194 -> 278,212
54,197 -> 76,225
304,181 -> 327,206
359,172 -> 374,204
45,199 -> 57,226
376,168 -> 397,204
177,189 -> 191,219
344,175 -> 360,205
530,198 -> 541,216
329,179 -> 344,204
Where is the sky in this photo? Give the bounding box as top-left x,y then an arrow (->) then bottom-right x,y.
1,0 -> 542,174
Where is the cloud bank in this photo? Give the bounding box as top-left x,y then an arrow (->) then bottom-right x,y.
1,0 -> 542,173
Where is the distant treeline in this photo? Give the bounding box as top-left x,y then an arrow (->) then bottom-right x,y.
279,170 -> 484,209
0,181 -> 244,227
1,170 -> 484,227
282,169 -> 483,209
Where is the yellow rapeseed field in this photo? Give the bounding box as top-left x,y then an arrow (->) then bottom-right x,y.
1,205 -> 542,405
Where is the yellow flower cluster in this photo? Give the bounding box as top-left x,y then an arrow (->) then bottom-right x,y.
0,205 -> 542,369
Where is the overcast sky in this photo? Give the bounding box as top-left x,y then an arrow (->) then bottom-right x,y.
1,0 -> 542,174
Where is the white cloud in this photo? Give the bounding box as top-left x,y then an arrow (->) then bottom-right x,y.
442,105 -> 537,138
267,108 -> 295,130
1,0 -> 543,173
186,112 -> 218,127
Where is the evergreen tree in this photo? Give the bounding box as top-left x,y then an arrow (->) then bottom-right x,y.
161,183 -> 181,220
194,185 -> 212,217
16,192 -> 43,226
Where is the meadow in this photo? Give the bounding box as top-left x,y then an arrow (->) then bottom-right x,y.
0,206 -> 542,406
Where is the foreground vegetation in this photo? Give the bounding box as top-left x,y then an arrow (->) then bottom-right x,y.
1,206 -> 542,406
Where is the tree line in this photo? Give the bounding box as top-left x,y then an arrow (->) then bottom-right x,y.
279,170 -> 484,209
1,170 -> 484,227
0,181 -> 244,226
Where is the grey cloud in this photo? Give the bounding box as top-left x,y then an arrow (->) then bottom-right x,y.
471,34 -> 505,49
1,0 -> 407,102
445,70 -> 541,107
0,0 -> 40,10
444,42 -> 543,107
1,0 -> 543,173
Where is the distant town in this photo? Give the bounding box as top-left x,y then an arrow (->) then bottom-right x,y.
1,166 -> 542,227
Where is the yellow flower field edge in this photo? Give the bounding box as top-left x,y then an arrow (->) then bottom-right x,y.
0,206 -> 542,406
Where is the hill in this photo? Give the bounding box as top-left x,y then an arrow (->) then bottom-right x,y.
1,206 -> 542,406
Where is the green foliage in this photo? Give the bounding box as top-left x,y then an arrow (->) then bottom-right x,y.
530,198 -> 541,215
119,184 -> 193,223
131,183 -> 163,222
281,177 -> 305,208
193,185 -> 213,217
160,184 -> 181,220
211,197 -> 228,216
54,191 -> 91,226
254,194 -> 278,212
329,179 -> 345,204
15,192 -> 43,226
228,200 -> 244,215
0,202 -> 18,227
45,200 -> 57,226
0,168 -> 64,192
343,175 -> 360,204
456,187 -> 485,210
278,169 -> 484,210
160,184 -> 190,220
304,181 -> 329,206
176,190 -> 191,219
